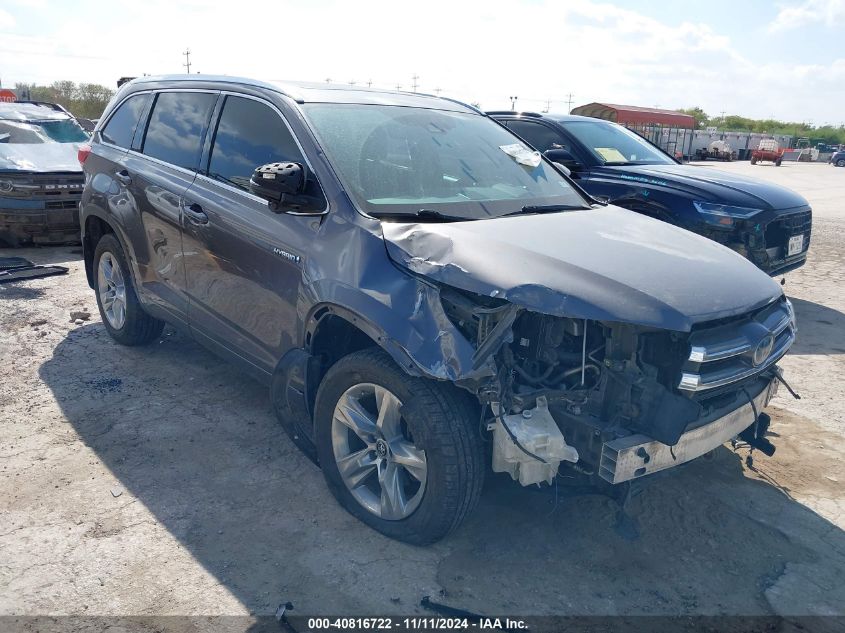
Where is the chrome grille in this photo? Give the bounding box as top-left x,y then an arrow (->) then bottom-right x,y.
678,298 -> 795,392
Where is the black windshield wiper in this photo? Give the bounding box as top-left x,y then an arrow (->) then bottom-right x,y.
371,208 -> 473,222
501,204 -> 587,217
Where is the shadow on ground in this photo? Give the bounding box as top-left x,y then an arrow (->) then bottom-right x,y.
38,324 -> 845,618
0,245 -> 83,267
788,296 -> 845,355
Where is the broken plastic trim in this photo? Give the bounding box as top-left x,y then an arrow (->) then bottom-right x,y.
0,264 -> 68,284
471,303 -> 520,369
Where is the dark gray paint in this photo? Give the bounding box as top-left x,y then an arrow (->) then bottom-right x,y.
383,206 -> 783,332
82,75 -> 784,388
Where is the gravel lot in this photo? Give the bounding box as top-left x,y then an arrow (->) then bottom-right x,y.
1,161 -> 843,623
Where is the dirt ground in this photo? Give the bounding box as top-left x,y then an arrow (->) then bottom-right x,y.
1,161 -> 844,623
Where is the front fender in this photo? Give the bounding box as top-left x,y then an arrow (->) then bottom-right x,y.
305,279 -> 495,383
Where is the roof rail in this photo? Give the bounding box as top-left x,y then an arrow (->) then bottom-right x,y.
436,96 -> 483,115
485,110 -> 543,118
132,74 -> 300,102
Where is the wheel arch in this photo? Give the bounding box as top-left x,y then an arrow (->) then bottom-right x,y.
270,303 -> 429,465
82,212 -> 127,290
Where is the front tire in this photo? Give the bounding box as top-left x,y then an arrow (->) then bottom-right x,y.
837,159 -> 845,167
314,348 -> 484,544
93,234 -> 164,346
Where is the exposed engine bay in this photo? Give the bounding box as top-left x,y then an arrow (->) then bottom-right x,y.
439,285 -> 793,486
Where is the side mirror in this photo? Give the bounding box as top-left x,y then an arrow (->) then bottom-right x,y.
250,162 -> 305,201
553,162 -> 571,177
249,162 -> 322,214
544,148 -> 581,171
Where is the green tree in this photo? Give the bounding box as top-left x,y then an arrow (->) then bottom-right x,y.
9,80 -> 114,119
677,107 -> 709,128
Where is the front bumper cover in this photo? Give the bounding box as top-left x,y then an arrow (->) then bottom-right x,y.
0,198 -> 81,245
599,376 -> 778,483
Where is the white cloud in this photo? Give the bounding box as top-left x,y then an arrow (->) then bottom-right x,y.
0,0 -> 843,123
769,0 -> 845,31
0,8 -> 16,29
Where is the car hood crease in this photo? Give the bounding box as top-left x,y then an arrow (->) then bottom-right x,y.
382,206 -> 783,332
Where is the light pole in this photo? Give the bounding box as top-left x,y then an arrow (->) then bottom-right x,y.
509,95 -> 518,110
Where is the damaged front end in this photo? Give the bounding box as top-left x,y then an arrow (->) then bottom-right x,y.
438,285 -> 795,486
695,204 -> 812,277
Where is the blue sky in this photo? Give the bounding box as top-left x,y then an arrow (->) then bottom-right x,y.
0,0 -> 843,124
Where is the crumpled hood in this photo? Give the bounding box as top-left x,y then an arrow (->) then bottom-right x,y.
593,163 -> 808,210
382,206 -> 783,332
0,143 -> 83,173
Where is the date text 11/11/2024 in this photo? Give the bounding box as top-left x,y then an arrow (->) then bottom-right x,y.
305,617 -> 529,630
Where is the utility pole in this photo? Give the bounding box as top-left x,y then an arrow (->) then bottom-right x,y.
434,87 -> 442,96
411,74 -> 419,93
367,79 -> 373,88
395,83 -> 402,91
509,95 -> 518,110
565,92 -> 574,114
325,78 -> 331,83
348,80 -> 356,86
542,99 -> 550,113
182,49 -> 191,74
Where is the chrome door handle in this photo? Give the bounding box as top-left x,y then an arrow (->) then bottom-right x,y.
182,201 -> 208,224
115,170 -> 132,186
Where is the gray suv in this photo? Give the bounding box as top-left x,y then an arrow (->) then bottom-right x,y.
79,75 -> 795,543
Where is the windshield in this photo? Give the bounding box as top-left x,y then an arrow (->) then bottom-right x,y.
301,104 -> 588,219
0,118 -> 89,144
563,120 -> 674,166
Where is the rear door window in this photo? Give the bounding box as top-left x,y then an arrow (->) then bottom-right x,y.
100,93 -> 151,149
207,95 -> 303,191
507,120 -> 568,153
142,91 -> 216,171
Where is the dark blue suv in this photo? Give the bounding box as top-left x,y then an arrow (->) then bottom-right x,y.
490,112 -> 812,276
831,149 -> 845,167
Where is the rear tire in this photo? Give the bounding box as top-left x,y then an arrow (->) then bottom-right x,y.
314,348 -> 484,544
775,158 -> 783,166
750,156 -> 757,165
93,234 -> 164,346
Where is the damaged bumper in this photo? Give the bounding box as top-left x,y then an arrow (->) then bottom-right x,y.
703,206 -> 812,276
0,171 -> 84,246
0,197 -> 81,246
599,377 -> 778,483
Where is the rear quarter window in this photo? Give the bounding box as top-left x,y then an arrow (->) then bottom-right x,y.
141,91 -> 216,171
101,93 -> 151,149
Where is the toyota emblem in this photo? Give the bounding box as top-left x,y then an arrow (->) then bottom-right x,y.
753,334 -> 775,367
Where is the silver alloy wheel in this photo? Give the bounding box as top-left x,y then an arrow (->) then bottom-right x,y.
97,252 -> 127,330
331,383 -> 427,520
